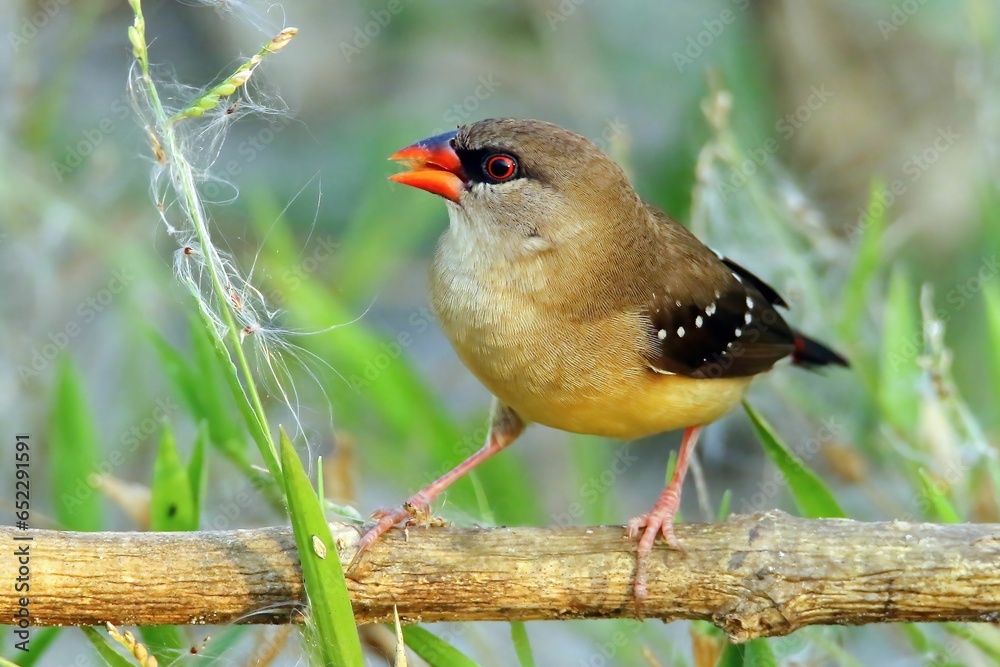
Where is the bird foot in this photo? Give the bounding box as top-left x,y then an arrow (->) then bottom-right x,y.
626,503 -> 682,603
353,495 -> 448,558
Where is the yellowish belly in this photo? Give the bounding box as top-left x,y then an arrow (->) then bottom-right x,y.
443,306 -> 753,439
485,363 -> 752,439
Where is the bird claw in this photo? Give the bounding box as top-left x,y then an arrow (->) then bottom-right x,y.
626,507 -> 683,605
353,496 -> 448,560
626,511 -> 681,553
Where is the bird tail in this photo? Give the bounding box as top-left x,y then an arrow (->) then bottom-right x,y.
791,332 -> 849,368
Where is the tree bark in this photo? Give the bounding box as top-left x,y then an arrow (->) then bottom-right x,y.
5,511 -> 999,641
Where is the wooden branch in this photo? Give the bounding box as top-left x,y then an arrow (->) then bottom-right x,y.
4,511 -> 999,641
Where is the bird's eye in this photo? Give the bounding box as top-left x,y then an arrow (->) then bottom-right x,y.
483,154 -> 518,182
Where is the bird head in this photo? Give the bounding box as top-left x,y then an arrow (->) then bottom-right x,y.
389,119 -> 641,260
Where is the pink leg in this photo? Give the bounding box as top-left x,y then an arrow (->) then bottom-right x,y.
626,425 -> 702,601
355,402 -> 524,556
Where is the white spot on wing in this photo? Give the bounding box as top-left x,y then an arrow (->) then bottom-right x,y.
706,302 -> 716,316
735,328 -> 743,337
695,315 -> 703,328
733,273 -> 743,283
746,296 -> 754,309
745,311 -> 752,324
675,299 -> 682,307
677,326 -> 686,338
657,329 -> 667,340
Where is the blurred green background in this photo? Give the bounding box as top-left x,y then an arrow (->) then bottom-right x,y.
3,0 -> 1000,665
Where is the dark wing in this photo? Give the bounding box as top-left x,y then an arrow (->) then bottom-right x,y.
642,260 -> 795,379
720,256 -> 788,308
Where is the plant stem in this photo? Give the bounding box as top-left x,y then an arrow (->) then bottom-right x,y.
128,0 -> 281,481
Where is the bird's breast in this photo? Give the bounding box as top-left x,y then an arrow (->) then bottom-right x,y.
430,243 -> 751,438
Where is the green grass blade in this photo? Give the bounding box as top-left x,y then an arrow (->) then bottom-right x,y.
316,455 -> 325,503
188,421 -> 208,522
879,266 -> 920,432
985,285 -> 1000,414
716,639 -> 778,667
743,639 -> 778,667
148,329 -> 203,422
716,642 -> 744,667
50,358 -> 102,531
280,428 -> 363,667
150,324 -> 243,456
840,180 -> 886,342
150,426 -> 197,532
3,628 -> 59,666
188,316 -> 247,456
189,626 -> 247,662
153,326 -> 282,507
401,626 -> 480,667
333,180 -> 443,302
916,468 -> 962,523
509,622 -> 536,667
79,628 -> 135,667
716,489 -> 732,521
198,306 -> 279,479
898,623 -> 931,654
0,657 -> 23,667
743,639 -> 777,667
943,623 -> 1000,664
744,402 -> 845,518
139,626 -> 186,664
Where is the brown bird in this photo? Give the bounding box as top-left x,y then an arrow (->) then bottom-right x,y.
359,118 -> 847,598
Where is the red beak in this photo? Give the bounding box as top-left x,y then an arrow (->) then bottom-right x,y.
389,130 -> 466,202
